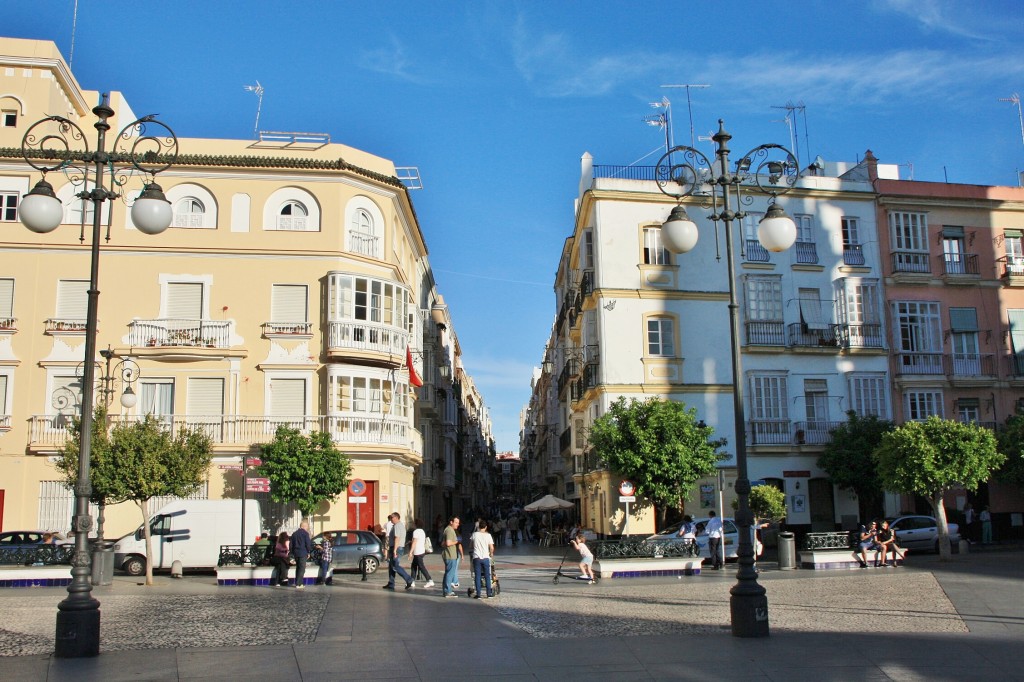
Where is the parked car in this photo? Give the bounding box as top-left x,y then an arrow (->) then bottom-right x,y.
647,517 -> 740,560
312,530 -> 384,574
886,515 -> 960,552
0,530 -> 69,565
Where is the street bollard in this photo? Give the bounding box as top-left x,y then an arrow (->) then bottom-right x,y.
360,556 -> 368,581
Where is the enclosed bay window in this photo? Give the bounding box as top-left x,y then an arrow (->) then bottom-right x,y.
748,373 -> 790,444
744,275 -> 784,345
847,373 -> 888,418
835,277 -> 882,347
893,300 -> 942,374
889,211 -> 930,273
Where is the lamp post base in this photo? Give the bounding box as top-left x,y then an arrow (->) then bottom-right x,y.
729,591 -> 770,638
55,603 -> 101,658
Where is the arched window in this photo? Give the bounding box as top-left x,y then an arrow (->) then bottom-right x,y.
349,208 -> 378,257
278,201 -> 308,231
172,197 -> 205,228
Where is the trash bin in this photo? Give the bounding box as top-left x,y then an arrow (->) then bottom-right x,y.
91,540 -> 115,586
777,531 -> 796,570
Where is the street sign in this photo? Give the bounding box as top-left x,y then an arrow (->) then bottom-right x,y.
619,495 -> 636,503
619,480 -> 635,496
246,484 -> 271,493
348,479 -> 366,496
349,496 -> 367,503
246,457 -> 262,468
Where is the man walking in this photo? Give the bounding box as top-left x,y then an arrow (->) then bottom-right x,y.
291,520 -> 313,588
441,516 -> 461,597
705,510 -> 724,570
383,512 -> 414,591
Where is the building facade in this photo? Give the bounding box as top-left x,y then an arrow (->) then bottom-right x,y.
0,37 -> 493,539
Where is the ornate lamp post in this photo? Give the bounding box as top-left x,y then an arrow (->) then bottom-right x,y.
655,119 -> 799,638
19,93 -> 177,658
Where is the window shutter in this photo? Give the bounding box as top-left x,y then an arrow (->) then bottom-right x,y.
0,278 -> 13,318
949,308 -> 978,332
942,226 -> 965,238
798,289 -> 826,330
0,374 -> 7,414
271,285 -> 307,322
166,282 -> 203,319
56,280 -> 89,319
269,378 -> 306,416
186,378 -> 223,415
1009,310 -> 1024,354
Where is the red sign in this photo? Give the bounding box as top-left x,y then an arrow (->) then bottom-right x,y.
348,479 -> 366,496
619,480 -> 635,496
246,457 -> 262,468
246,477 -> 270,493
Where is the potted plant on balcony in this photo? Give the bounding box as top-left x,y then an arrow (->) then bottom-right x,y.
146,337 -> 157,347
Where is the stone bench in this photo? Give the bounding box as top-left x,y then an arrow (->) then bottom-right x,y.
0,566 -> 73,588
216,566 -> 320,586
798,549 -> 905,570
595,557 -> 704,579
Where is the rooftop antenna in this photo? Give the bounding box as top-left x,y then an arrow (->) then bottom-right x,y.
642,96 -> 672,154
243,81 -> 265,139
69,0 -> 79,68
771,101 -> 808,169
1000,94 -> 1024,147
661,84 -> 710,148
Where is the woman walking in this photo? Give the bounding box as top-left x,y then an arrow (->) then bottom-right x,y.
270,531 -> 291,587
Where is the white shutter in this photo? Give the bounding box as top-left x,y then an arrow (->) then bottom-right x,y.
166,282 -> 204,319
0,374 -> 7,414
271,285 -> 307,322
269,378 -> 306,416
186,378 -> 223,415
0,278 -> 13,318
56,280 -> 89,319
799,289 -> 826,330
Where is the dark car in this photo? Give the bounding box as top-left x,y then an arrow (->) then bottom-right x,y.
311,529 -> 384,574
0,530 -> 69,565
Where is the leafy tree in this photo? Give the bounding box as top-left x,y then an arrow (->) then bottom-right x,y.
587,397 -> 724,530
817,412 -> 895,520
106,416 -> 212,584
258,426 -> 352,519
996,411 -> 1024,488
748,485 -> 787,523
55,406 -> 118,539
875,417 -> 1004,561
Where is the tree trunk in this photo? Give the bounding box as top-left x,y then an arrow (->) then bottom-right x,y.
138,498 -> 154,585
931,493 -> 952,561
656,505 -> 667,532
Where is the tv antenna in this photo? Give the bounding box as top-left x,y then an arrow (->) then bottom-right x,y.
771,101 -> 809,170
243,81 -> 265,139
1000,94 -> 1024,147
643,96 -> 672,154
661,84 -> 710,148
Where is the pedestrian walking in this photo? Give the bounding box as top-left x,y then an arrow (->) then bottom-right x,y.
291,520 -> 313,588
269,531 -> 291,587
409,519 -> 434,588
470,520 -> 495,599
315,532 -> 334,585
441,516 -> 461,597
383,512 -> 414,591
963,502 -> 975,543
706,511 -> 724,570
980,506 -> 993,544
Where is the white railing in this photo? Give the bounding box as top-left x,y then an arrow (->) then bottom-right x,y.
28,414 -> 417,450
0,414 -> 10,430
45,318 -> 87,333
262,321 -> 313,336
128,319 -> 232,348
0,317 -> 16,331
348,230 -> 381,258
327,320 -> 409,356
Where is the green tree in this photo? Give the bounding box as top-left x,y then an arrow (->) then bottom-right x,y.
748,485 -> 787,523
996,411 -> 1024,488
102,416 -> 212,585
258,426 -> 352,519
55,406 -> 119,539
587,397 -> 723,530
875,417 -> 1004,560
817,412 -> 895,521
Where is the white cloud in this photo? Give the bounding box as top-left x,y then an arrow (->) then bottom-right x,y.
874,0 -> 993,41
358,33 -> 433,85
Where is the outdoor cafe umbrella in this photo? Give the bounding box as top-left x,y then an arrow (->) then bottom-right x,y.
524,494 -> 574,536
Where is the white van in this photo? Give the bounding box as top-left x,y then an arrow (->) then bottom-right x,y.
113,500 -> 262,575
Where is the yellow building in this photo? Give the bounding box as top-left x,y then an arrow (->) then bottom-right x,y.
0,37 -> 488,540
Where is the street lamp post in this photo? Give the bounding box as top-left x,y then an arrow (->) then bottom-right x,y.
655,120 -> 799,638
19,93 -> 177,658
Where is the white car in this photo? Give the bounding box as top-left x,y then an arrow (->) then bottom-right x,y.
886,515 -> 961,552
648,517 -> 740,560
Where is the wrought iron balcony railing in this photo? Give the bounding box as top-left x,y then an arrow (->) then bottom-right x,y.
788,323 -> 840,348
748,419 -> 792,445
793,421 -> 843,445
891,251 -> 930,274
945,353 -> 995,378
794,241 -> 818,264
744,239 -> 771,263
129,319 -> 232,348
836,323 -> 884,349
894,352 -> 944,376
940,253 -> 979,276
843,244 -> 865,266
745,320 -> 785,346
999,255 -> 1024,279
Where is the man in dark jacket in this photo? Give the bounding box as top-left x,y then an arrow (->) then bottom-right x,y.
291,520 -> 314,588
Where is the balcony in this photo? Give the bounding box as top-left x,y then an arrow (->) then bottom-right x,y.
557,359 -> 580,396
745,320 -> 785,346
793,421 -> 842,445
0,317 -> 16,332
583,362 -> 599,391
580,269 -> 595,297
945,353 -> 995,379
27,413 -> 417,453
327,320 -> 409,366
748,419 -> 792,445
999,256 -> 1024,284
128,319 -> 232,348
894,352 -> 944,376
1007,354 -> 1024,378
45,318 -> 87,334
836,323 -> 884,349
939,253 -> 979,278
261,321 -> 313,338
744,240 -> 771,263
891,251 -> 930,276
794,241 -> 818,264
0,414 -> 10,430
843,244 -> 865,266
788,323 -> 840,349
348,230 -> 380,259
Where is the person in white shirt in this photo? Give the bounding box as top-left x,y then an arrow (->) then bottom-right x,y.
705,511 -> 724,570
409,519 -> 434,588
470,520 -> 496,599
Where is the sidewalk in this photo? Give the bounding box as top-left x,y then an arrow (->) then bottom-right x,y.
3,543 -> 1022,680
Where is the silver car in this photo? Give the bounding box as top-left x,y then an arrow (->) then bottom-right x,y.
886,515 -> 960,552
647,517 -> 740,559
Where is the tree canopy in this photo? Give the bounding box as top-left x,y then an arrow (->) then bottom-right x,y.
258,426 -> 352,519
56,406 -> 117,506
748,485 -> 787,522
587,397 -> 723,529
996,411 -> 1024,488
817,412 -> 894,520
875,416 -> 1004,560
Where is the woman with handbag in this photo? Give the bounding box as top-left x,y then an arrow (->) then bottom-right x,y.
270,531 -> 291,587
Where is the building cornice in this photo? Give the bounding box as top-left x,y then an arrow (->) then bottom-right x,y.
0,54 -> 89,115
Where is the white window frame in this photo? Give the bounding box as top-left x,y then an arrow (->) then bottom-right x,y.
744,276 -> 783,321
344,196 -> 384,258
893,301 -> 942,353
265,373 -> 312,424
172,197 -> 206,228
646,317 -> 675,357
1005,232 -> 1024,274
749,373 -> 789,421
264,187 -> 320,232
642,226 -> 671,265
580,229 -> 595,269
836,278 -> 881,325
795,214 -> 814,243
271,284 -> 309,323
0,192 -> 17,222
0,277 -> 14,322
904,390 -> 944,421
889,212 -> 929,252
327,368 -> 409,419
847,372 -> 889,418
0,370 -> 11,428
841,216 -> 860,246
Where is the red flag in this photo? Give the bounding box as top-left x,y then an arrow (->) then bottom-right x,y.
406,346 -> 423,387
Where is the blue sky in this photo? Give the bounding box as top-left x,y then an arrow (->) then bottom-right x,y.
6,1 -> 1024,452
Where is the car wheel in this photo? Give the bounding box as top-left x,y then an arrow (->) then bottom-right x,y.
362,556 -> 379,574
123,555 -> 146,576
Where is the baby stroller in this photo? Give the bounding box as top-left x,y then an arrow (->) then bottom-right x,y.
467,563 -> 501,597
